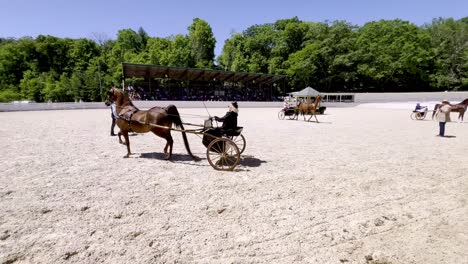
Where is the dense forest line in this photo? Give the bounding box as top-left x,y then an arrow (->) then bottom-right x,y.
0,17 -> 466,102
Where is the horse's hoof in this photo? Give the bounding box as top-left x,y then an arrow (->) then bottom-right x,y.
193,156 -> 201,162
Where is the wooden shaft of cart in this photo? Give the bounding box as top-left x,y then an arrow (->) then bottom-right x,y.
128,120 -> 199,133
128,120 -> 220,140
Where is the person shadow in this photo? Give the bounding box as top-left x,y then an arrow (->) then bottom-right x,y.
441,135 -> 456,138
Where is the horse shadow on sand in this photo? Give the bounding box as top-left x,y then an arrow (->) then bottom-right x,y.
137,152 -> 205,168
283,114 -> 332,124
239,155 -> 267,168
139,152 -> 198,162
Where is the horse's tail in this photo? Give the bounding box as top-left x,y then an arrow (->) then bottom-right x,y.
432,104 -> 439,120
165,105 -> 200,161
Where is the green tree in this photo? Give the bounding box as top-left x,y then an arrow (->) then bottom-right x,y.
217,33 -> 246,71
19,70 -> 44,102
425,18 -> 468,90
146,37 -> 172,65
35,35 -> 71,74
218,23 -> 278,73
354,19 -> 432,91
284,42 -> 322,88
321,21 -> 358,91
67,38 -> 100,72
0,38 -> 37,87
146,35 -> 191,67
188,18 -> 216,68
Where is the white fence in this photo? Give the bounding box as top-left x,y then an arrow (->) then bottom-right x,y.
354,92 -> 468,103
1,92 -> 467,112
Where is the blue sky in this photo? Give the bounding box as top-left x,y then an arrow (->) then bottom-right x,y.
1,0 -> 466,56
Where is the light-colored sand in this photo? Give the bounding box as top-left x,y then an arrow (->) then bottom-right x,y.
0,107 -> 467,264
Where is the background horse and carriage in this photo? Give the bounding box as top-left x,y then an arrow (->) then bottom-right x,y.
278,87 -> 327,122
410,98 -> 468,122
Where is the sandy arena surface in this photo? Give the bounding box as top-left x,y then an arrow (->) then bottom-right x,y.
1,106 -> 467,264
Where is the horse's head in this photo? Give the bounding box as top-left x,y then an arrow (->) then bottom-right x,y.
104,88 -> 116,106
104,87 -> 124,106
459,98 -> 468,106
315,95 -> 322,104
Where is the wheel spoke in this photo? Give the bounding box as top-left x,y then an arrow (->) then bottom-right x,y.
210,155 -> 221,162
212,142 -> 222,153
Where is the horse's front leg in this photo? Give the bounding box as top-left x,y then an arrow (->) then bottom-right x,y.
122,131 -> 131,158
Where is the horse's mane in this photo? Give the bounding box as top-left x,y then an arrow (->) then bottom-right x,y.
114,88 -> 139,110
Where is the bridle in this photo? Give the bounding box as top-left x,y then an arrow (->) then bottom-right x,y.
105,89 -> 115,106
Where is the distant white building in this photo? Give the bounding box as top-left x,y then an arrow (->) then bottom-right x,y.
289,87 -> 355,103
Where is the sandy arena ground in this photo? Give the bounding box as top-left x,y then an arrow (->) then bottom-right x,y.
1,106 -> 467,264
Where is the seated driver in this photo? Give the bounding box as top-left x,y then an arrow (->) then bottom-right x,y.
214,102 -> 238,134
283,98 -> 290,109
414,103 -> 427,112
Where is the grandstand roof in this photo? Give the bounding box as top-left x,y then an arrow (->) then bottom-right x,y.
122,63 -> 287,85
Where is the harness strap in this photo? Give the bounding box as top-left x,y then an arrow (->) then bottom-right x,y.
127,110 -> 139,130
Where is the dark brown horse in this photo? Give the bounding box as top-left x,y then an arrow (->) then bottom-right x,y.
432,98 -> 468,122
105,87 -> 199,160
296,96 -> 322,122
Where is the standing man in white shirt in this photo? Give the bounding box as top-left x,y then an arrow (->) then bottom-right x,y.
110,102 -> 118,136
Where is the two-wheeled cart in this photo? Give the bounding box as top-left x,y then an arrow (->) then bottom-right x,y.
410,108 -> 431,120
141,118 -> 246,171
278,107 -> 298,120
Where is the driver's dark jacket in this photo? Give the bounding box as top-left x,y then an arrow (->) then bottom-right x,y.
215,111 -> 238,131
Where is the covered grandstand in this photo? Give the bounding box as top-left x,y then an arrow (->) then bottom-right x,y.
121,63 -> 288,101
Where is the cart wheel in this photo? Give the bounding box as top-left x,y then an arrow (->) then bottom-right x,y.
410,112 -> 416,120
288,113 -> 296,120
415,112 -> 423,120
415,111 -> 427,120
206,138 -> 240,171
278,111 -> 285,120
227,134 -> 246,154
